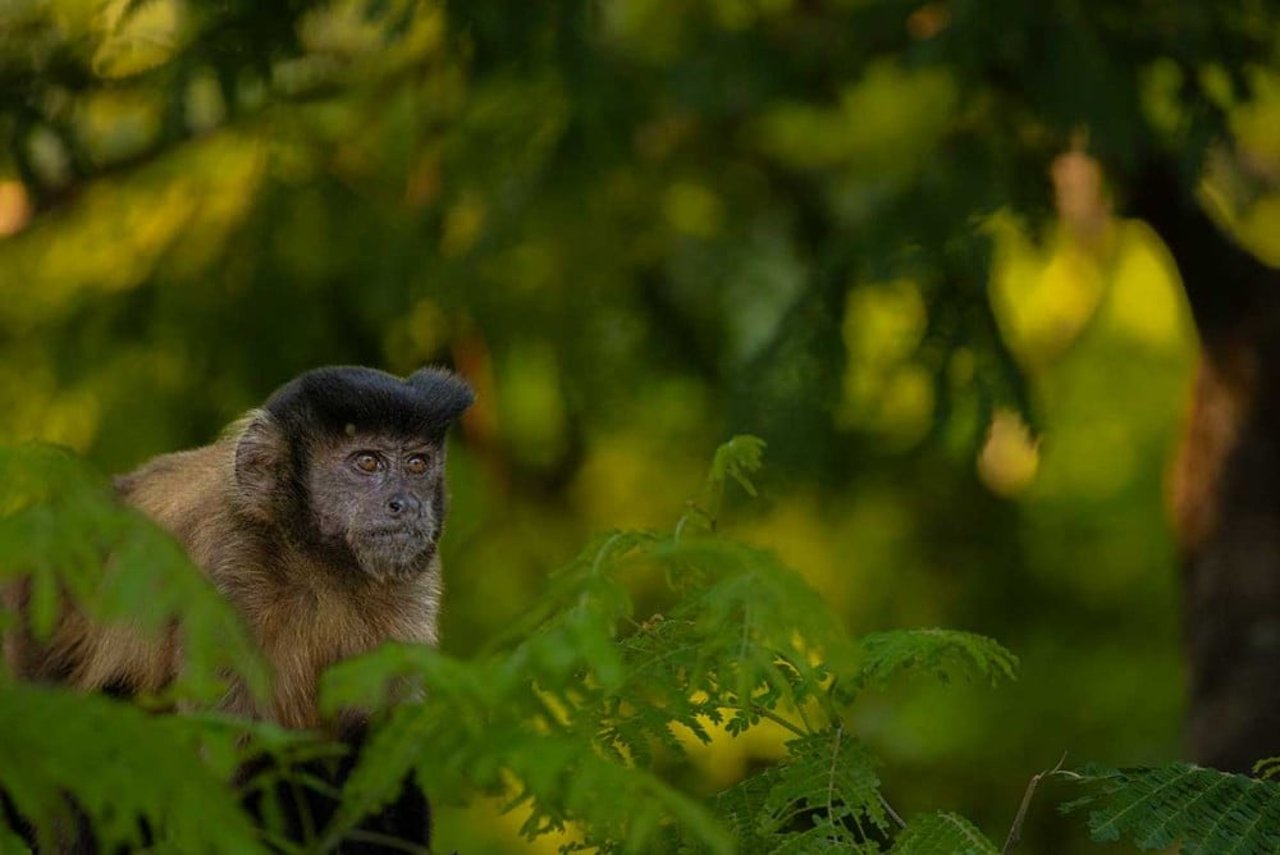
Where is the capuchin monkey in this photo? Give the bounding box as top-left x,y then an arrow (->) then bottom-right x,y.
6,365 -> 473,852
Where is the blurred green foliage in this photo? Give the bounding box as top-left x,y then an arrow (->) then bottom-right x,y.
3,0 -> 1280,850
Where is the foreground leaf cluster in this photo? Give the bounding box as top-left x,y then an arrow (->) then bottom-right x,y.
5,438 -> 1280,853
316,435 -> 1018,853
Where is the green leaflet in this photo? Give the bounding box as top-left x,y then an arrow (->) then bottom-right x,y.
853,628 -> 1019,693
1063,764 -> 1280,853
761,728 -> 887,853
0,684 -> 265,853
890,812 -> 999,854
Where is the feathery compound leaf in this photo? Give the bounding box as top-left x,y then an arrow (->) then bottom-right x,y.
707,436 -> 766,499
318,641 -> 461,716
680,435 -> 766,533
1062,764 -> 1280,853
607,538 -> 847,753
480,529 -> 654,668
319,637 -> 736,854
703,772 -> 776,852
852,629 -> 1017,694
508,737 -> 733,855
890,812 -> 999,854
0,684 -> 265,853
761,727 -> 887,853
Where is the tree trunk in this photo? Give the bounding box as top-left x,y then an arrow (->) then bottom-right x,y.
1130,156 -> 1280,772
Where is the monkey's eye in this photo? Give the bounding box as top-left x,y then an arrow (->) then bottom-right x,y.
405,454 -> 429,476
353,453 -> 382,474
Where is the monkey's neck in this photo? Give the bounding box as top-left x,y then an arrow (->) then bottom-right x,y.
215,539 -> 441,729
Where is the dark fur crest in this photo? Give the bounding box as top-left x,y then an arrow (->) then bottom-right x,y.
264,366 -> 474,442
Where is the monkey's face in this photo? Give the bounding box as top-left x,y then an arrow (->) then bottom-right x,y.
305,435 -> 446,580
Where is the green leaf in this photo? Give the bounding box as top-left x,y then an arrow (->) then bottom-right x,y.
0,683 -> 265,853
851,629 -> 1018,694
890,812 -> 999,854
761,727 -> 887,853
1062,764 -> 1280,853
680,435 -> 766,534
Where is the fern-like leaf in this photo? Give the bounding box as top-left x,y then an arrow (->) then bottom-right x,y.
760,727 -> 887,853
679,435 -> 766,534
890,812 -> 999,854
1062,764 -> 1280,853
852,629 -> 1017,695
0,684 -> 265,853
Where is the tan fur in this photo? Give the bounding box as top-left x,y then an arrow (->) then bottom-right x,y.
15,418 -> 442,730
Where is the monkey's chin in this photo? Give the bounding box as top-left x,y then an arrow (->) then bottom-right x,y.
352,532 -> 435,581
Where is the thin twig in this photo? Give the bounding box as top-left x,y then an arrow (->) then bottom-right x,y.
740,703 -> 808,738
879,792 -> 907,830
794,697 -> 816,734
1001,753 -> 1084,854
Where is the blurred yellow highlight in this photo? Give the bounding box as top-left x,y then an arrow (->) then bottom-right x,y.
664,181 -> 723,238
753,61 -> 956,175
80,89 -> 164,163
987,192 -> 1197,505
442,193 -> 486,256
674,711 -> 793,790
496,344 -> 568,470
839,279 -> 933,446
0,134 -> 264,328
94,0 -> 182,79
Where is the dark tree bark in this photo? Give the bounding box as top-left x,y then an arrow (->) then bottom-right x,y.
1128,155 -> 1280,772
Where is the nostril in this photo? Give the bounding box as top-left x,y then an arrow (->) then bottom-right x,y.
387,494 -> 420,517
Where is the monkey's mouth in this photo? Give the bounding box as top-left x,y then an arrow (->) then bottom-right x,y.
352,525 -> 436,578
367,526 -> 426,541
363,527 -> 433,554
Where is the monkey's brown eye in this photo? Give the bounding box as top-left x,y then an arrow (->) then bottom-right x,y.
354,453 -> 381,473
405,455 -> 428,476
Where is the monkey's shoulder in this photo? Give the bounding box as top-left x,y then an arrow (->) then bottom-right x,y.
114,441 -> 238,543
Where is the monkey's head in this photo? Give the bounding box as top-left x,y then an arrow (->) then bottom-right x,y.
234,366 -> 474,581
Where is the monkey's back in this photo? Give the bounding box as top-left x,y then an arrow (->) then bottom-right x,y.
6,442 -> 233,694
114,441 -> 238,556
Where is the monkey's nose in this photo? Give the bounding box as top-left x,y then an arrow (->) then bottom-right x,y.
386,494 -> 422,517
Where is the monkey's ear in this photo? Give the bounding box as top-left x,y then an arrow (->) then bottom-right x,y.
234,412 -> 288,521
406,367 -> 474,426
